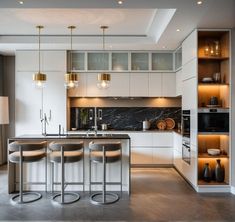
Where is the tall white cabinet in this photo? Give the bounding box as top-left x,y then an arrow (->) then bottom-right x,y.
15,50 -> 66,135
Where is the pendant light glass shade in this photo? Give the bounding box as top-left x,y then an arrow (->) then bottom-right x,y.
33,26 -> 46,88
65,26 -> 79,89
97,26 -> 111,89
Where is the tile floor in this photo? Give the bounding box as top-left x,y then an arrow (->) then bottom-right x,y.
1,165 -> 235,221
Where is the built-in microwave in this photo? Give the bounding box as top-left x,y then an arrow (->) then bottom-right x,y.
198,108 -> 229,133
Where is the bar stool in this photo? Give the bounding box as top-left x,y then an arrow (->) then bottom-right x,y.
8,141 -> 47,204
89,141 -> 122,205
49,141 -> 84,204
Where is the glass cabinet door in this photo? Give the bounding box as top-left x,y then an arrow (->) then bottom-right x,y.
112,53 -> 128,71
68,52 -> 85,71
131,53 -> 149,71
175,47 -> 182,70
87,52 -> 109,70
152,53 -> 173,71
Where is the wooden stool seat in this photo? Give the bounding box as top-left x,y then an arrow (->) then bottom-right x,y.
9,150 -> 46,163
50,151 -> 83,163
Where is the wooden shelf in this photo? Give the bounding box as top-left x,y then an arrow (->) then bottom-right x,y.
198,56 -> 229,60
198,132 -> 229,135
198,180 -> 229,186
198,83 -> 229,86
198,153 -> 228,158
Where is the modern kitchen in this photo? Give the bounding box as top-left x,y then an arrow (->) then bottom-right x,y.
0,0 -> 235,221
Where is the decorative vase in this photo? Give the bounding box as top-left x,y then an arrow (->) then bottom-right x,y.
203,163 -> 212,182
215,159 -> 225,182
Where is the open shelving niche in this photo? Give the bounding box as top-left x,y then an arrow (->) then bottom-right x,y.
197,30 -> 231,188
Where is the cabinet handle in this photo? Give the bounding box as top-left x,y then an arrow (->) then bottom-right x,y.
49,110 -> 52,121
40,109 -> 42,119
98,109 -> 102,120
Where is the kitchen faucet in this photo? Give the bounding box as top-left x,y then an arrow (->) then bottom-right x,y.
91,107 -> 98,136
40,111 -> 51,136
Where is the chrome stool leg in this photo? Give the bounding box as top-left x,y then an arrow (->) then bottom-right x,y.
11,146 -> 42,204
51,145 -> 80,205
90,146 -> 119,205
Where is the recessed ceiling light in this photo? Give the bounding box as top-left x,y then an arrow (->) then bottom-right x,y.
18,0 -> 24,4
176,29 -> 180,32
117,0 -> 123,5
197,1 -> 202,5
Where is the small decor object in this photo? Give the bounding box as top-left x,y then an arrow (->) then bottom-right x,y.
202,77 -> 213,83
207,148 -> 220,156
215,159 -> 225,183
204,42 -> 209,56
212,72 -> 221,83
156,120 -> 166,130
203,163 -> 212,182
165,118 -> 175,130
214,41 -> 221,56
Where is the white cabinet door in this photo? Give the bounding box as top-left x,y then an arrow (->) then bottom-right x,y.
182,77 -> 197,110
108,73 -> 129,97
42,51 -> 66,72
173,149 -> 183,172
67,73 -> 87,97
182,58 -> 197,81
86,73 -> 108,97
16,51 -> 40,72
129,133 -> 152,147
15,72 -> 42,135
148,73 -> 162,96
176,69 -> 182,96
162,73 -> 176,97
43,72 -> 66,133
173,132 -> 182,154
182,30 -> 197,66
152,148 -> 173,164
131,148 -> 153,164
130,73 -> 149,97
152,132 -> 173,147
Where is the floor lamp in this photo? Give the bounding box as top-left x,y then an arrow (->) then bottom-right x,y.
0,97 -> 9,165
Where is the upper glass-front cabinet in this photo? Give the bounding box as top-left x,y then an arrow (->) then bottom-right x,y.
68,51 -> 177,72
152,53 -> 173,71
174,47 -> 182,70
112,52 -> 128,71
131,53 -> 149,71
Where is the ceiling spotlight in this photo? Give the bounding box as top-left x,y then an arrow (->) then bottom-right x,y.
176,29 -> 180,32
197,1 -> 202,5
118,0 -> 123,5
18,0 -> 24,4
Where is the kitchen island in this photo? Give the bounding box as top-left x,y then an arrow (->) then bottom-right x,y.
8,134 -> 130,194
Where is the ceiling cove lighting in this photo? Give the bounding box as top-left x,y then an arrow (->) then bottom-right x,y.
65,26 -> 79,89
97,26 -> 111,90
33,26 -> 46,88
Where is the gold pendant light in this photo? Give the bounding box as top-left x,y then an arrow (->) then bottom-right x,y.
97,25 -> 111,89
33,25 -> 46,88
64,26 -> 79,89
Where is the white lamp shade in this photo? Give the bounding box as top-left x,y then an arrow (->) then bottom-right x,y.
0,96 -> 9,124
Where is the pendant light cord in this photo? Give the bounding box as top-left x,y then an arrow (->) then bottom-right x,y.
38,26 -> 41,73
70,27 -> 73,74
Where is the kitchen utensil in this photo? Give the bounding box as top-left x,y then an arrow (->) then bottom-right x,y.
213,73 -> 221,83
202,77 -> 213,83
207,148 -> 220,156
101,123 -> 108,131
165,118 -> 175,130
156,120 -> 166,130
142,120 -> 150,131
209,96 -> 218,105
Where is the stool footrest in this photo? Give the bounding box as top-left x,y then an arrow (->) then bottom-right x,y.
52,192 -> 80,205
90,192 -> 119,205
11,192 -> 42,204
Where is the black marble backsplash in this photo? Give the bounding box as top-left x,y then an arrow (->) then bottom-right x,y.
70,107 -> 181,131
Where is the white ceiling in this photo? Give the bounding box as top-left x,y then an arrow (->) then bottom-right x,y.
0,0 -> 234,54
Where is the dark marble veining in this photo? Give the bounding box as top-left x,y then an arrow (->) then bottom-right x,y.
71,107 -> 181,131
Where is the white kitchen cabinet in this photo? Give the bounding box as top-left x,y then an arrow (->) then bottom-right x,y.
131,148 -> 153,164
152,132 -> 173,147
16,51 -> 40,72
182,77 -> 197,110
152,148 -> 173,164
42,51 -> 66,72
182,58 -> 197,81
43,72 -> 66,133
148,73 -> 162,96
173,132 -> 182,154
86,73 -> 108,97
108,73 -> 130,97
129,133 -> 152,147
182,30 -> 197,66
176,69 -> 182,96
15,72 -> 42,135
16,50 -> 66,72
67,73 -> 87,97
130,73 -> 149,97
162,73 -> 176,97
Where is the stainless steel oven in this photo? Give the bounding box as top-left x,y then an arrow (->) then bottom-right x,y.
182,110 -> 191,164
